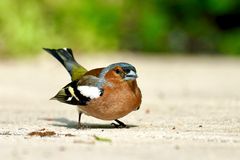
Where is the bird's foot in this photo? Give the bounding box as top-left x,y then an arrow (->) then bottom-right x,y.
111,119 -> 128,128
77,112 -> 85,129
77,123 -> 85,129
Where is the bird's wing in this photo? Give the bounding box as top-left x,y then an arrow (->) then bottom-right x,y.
51,75 -> 103,105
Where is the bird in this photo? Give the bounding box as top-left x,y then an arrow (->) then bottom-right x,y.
43,48 -> 142,128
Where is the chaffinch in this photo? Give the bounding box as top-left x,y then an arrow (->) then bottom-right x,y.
43,48 -> 142,128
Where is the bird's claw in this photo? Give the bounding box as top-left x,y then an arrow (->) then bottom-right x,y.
111,122 -> 126,128
77,123 -> 85,129
111,120 -> 128,128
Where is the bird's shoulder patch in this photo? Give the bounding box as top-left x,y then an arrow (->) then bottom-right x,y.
77,86 -> 103,99
62,81 -> 103,105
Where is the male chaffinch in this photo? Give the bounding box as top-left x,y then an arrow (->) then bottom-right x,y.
43,48 -> 142,128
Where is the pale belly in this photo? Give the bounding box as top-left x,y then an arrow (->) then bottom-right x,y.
78,95 -> 140,120
77,80 -> 142,120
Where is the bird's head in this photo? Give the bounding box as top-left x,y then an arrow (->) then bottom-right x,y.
99,62 -> 138,82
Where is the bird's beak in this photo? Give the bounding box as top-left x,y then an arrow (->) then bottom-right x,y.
124,70 -> 138,80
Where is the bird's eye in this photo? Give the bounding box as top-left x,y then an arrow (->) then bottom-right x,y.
115,69 -> 121,74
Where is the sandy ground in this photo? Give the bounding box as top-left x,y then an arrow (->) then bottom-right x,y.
1,54 -> 240,160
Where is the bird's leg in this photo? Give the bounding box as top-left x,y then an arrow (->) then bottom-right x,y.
111,119 -> 128,128
77,112 -> 84,129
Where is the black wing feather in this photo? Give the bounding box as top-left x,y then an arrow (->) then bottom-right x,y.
52,77 -> 104,106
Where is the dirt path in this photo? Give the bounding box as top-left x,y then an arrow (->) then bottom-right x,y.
1,54 -> 240,160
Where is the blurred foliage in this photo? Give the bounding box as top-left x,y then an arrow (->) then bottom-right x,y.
0,0 -> 239,57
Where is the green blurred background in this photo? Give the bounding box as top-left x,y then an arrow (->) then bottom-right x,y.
0,0 -> 239,58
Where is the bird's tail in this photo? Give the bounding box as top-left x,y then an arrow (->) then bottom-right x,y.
43,48 -> 87,81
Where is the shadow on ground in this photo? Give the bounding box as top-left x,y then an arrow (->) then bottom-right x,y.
39,117 -> 137,129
